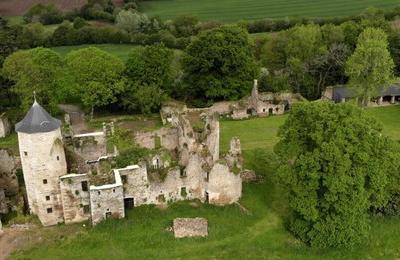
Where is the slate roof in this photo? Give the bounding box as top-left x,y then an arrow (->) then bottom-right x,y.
15,101 -> 61,134
332,85 -> 400,102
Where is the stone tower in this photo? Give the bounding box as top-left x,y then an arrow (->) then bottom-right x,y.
16,101 -> 67,226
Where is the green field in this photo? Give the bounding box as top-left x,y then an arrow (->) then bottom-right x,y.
13,105 -> 400,259
141,0 -> 400,22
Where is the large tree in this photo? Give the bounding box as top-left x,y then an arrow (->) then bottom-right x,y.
182,25 -> 258,103
2,47 -> 72,112
125,44 -> 174,88
275,102 -> 399,248
345,28 -> 394,106
66,47 -> 125,118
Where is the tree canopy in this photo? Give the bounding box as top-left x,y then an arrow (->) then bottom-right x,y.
2,47 -> 72,112
275,102 -> 400,248
66,47 -> 125,116
125,44 -> 174,88
182,25 -> 258,103
345,28 -> 395,106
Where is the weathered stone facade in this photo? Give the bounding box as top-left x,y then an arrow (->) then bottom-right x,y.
0,113 -> 10,138
18,129 -> 67,226
89,170 -> 125,225
60,174 -> 90,224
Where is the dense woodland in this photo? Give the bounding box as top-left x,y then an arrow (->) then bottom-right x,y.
1,0 -> 400,252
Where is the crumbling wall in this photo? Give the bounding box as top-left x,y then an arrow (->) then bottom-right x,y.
206,163 -> 242,205
134,127 -> 179,151
72,132 -> 107,162
120,165 -> 150,207
60,174 -> 90,224
89,171 -> 124,225
0,149 -> 19,195
0,113 -> 10,138
205,116 -> 219,163
0,189 -> 7,214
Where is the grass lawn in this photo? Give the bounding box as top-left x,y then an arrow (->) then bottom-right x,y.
141,0 -> 400,22
12,105 -> 400,259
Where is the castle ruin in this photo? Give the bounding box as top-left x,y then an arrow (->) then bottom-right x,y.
15,100 -> 244,226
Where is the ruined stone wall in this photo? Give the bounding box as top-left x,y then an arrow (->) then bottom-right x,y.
206,163 -> 242,205
72,132 -> 107,162
0,114 -> 10,138
89,171 -> 124,225
134,127 -> 179,151
122,153 -> 206,207
205,117 -> 219,163
0,189 -> 7,214
0,149 -> 19,195
256,102 -> 285,117
60,174 -> 90,224
18,129 -> 67,226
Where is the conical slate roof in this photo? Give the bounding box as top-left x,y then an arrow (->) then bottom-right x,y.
15,101 -> 61,134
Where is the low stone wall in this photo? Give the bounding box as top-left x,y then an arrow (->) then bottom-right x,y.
173,218 -> 208,238
72,132 -> 107,162
134,127 -> 179,151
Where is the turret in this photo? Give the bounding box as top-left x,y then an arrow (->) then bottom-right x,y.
16,100 -> 67,226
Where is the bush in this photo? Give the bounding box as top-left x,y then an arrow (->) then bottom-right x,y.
23,3 -> 64,25
73,17 -> 88,29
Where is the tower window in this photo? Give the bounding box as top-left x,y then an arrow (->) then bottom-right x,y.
121,175 -> 127,184
56,156 -> 60,161
43,179 -> 48,184
45,196 -> 50,201
181,187 -> 187,197
81,181 -> 88,192
98,191 -> 101,195
83,205 -> 90,214
47,207 -> 53,213
24,151 -> 28,156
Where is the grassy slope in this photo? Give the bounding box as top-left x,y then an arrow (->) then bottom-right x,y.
141,0 -> 400,22
13,105 -> 400,259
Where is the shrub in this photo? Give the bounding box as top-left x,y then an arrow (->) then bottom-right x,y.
23,4 -> 64,25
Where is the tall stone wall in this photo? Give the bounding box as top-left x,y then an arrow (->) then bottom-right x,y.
60,174 -> 90,224
206,163 -> 242,205
18,129 -> 67,226
89,171 -> 124,225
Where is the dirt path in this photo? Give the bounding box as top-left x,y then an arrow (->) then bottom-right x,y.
0,225 -> 35,260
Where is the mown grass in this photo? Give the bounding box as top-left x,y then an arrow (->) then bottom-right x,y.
12,105 -> 400,259
141,0 -> 400,22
